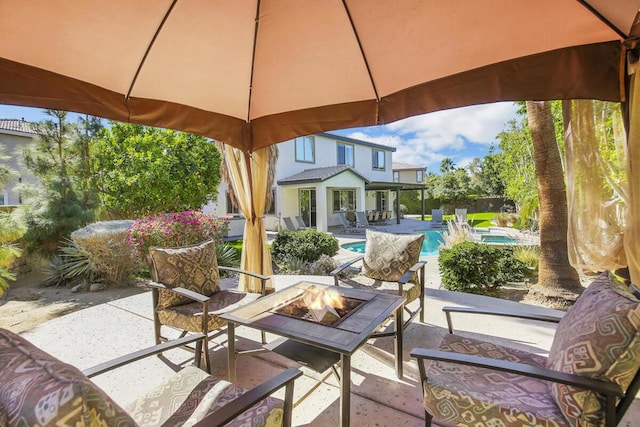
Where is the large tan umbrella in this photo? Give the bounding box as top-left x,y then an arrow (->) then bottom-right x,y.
2,1 -> 640,287
0,0 -> 638,152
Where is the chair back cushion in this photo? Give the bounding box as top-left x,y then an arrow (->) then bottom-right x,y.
546,271 -> 640,426
149,240 -> 221,309
362,230 -> 424,281
0,328 -> 135,426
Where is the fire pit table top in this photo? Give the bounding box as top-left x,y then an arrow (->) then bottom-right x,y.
220,281 -> 406,355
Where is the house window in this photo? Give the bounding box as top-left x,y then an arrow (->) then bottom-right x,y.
372,150 -> 385,170
295,136 -> 315,163
0,194 -> 5,205
393,171 -> 400,183
337,143 -> 354,166
333,189 -> 356,212
416,170 -> 424,182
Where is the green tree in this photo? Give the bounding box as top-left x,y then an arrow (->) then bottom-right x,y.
477,148 -> 506,196
440,157 -> 455,173
92,122 -> 222,217
0,145 -> 24,294
19,110 -> 94,254
425,168 -> 472,205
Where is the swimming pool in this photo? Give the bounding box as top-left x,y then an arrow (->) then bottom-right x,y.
341,229 -> 532,257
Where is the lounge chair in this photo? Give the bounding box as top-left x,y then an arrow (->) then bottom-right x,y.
282,216 -> 298,231
355,211 -> 386,231
294,215 -> 310,230
430,209 -> 443,228
412,271 -> 640,427
455,208 -> 468,225
337,212 -> 363,234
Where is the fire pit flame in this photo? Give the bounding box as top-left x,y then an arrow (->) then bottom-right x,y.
272,285 -> 365,326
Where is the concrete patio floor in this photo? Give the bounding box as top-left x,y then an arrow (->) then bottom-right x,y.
12,218 -> 640,426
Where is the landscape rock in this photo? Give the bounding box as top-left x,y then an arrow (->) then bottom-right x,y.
89,283 -> 108,292
70,284 -> 84,293
9,288 -> 43,301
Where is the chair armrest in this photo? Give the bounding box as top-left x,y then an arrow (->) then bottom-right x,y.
442,306 -> 564,334
84,334 -> 206,378
147,281 -> 210,303
192,368 -> 303,427
411,348 -> 623,398
398,260 -> 427,285
330,255 -> 364,286
219,266 -> 271,295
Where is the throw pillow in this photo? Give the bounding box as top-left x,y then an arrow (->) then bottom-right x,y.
362,229 -> 424,282
149,240 -> 220,309
546,271 -> 640,427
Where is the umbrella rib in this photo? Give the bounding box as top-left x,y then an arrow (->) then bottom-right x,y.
246,0 -> 262,124
126,0 -> 179,102
576,0 -> 628,39
342,0 -> 380,113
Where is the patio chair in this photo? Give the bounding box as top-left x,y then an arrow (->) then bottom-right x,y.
412,271 -> 640,427
454,207 -> 468,225
147,240 -> 269,373
294,215 -> 310,230
355,211 -> 386,231
0,329 -> 302,427
430,209 -> 443,227
331,229 -> 426,378
337,211 -> 363,234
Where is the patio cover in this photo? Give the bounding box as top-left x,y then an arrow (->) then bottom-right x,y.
0,1 -> 638,152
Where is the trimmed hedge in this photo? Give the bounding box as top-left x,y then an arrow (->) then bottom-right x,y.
271,230 -> 339,264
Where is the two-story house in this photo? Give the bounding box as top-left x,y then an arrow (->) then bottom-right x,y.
207,133 -> 400,233
0,119 -> 37,207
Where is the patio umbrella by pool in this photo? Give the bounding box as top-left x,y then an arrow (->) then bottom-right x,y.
2,1 -> 640,288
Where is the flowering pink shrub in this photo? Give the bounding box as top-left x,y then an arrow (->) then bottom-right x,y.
128,210 -> 229,256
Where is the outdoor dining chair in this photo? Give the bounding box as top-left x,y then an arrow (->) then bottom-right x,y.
331,229 -> 426,378
412,271 -> 640,427
0,329 -> 302,427
146,240 -> 269,373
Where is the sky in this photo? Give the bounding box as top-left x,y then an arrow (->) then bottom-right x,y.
0,102 -> 521,173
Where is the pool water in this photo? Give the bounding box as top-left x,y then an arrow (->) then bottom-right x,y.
341,229 -> 530,257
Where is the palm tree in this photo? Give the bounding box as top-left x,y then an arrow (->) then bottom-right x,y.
525,101 -> 582,307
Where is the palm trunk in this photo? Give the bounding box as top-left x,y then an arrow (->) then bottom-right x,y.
525,101 -> 582,308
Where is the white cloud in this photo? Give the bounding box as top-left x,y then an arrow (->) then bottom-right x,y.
343,102 -> 519,172
387,102 -> 519,146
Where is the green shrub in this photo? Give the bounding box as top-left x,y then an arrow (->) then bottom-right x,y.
438,241 -> 527,295
270,230 -> 339,264
128,210 -> 228,256
513,245 -> 540,275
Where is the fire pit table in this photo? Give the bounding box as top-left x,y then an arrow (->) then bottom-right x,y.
220,281 -> 406,427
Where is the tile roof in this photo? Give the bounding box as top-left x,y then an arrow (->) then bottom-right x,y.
277,165 -> 370,185
392,162 -> 425,170
0,118 -> 36,135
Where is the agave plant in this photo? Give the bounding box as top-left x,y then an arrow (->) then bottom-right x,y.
40,238 -> 96,287
216,243 -> 241,278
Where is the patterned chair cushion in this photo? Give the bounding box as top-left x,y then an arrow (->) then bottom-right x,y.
362,229 -> 424,282
149,240 -> 221,309
127,365 -> 284,427
546,271 -> 640,427
337,275 -> 422,303
156,290 -> 262,333
0,328 -> 135,426
423,333 -> 567,426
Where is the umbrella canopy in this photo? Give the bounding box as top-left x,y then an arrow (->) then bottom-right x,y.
0,0 -> 639,152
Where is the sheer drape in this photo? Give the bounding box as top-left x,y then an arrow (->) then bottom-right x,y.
623,73 -> 640,284
221,145 -> 273,292
565,100 -> 628,273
